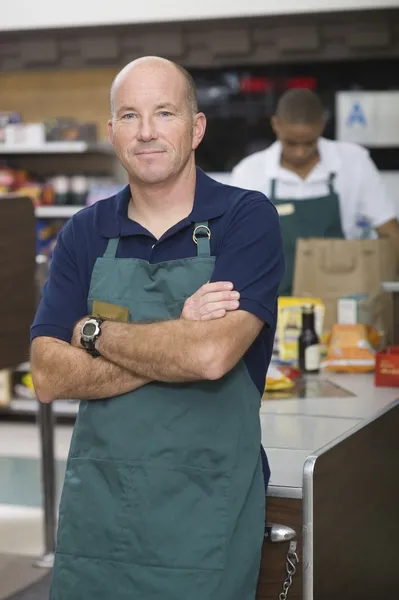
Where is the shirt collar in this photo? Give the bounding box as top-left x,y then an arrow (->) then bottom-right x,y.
98,167 -> 228,238
263,141 -> 282,179
317,137 -> 342,172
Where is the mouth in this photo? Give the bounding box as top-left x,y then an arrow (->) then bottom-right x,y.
135,150 -> 165,156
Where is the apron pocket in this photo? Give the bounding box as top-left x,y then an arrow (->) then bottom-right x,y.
125,462 -> 231,571
57,458 -> 134,562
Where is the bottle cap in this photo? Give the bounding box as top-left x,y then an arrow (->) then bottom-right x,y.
302,303 -> 314,313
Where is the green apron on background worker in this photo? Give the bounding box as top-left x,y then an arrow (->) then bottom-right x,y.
270,173 -> 344,296
231,88 -> 399,294
51,223 -> 265,600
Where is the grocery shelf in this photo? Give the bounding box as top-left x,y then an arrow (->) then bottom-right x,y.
14,362 -> 30,372
0,141 -> 113,154
6,363 -> 78,417
2,398 -> 78,416
35,205 -> 85,218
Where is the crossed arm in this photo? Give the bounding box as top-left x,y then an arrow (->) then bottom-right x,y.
31,282 -> 262,403
94,310 -> 262,383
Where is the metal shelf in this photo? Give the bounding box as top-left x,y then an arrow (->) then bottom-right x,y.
14,362 -> 30,372
3,363 -> 78,416
35,205 -> 85,218
3,398 -> 78,416
0,141 -> 113,154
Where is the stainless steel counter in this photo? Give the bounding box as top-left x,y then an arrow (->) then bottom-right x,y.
261,374 -> 399,498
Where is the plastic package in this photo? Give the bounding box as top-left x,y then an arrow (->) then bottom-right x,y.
265,364 -> 295,391
321,324 -> 378,373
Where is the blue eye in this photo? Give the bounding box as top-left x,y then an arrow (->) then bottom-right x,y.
123,113 -> 136,120
159,111 -> 172,117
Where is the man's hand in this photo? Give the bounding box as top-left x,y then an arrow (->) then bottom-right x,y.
181,281 -> 240,321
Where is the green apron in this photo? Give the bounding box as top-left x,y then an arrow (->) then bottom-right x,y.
270,173 -> 344,296
51,222 -> 265,600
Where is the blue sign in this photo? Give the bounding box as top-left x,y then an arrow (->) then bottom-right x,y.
346,103 -> 367,127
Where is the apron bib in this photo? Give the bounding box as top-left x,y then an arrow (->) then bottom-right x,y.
51,222 -> 265,600
270,173 -> 344,296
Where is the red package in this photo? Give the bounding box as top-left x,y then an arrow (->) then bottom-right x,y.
375,347 -> 399,387
278,365 -> 302,381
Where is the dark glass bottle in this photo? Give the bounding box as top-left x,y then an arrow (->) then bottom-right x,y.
298,304 -> 320,374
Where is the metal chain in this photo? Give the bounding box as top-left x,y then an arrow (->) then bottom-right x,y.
278,541 -> 299,600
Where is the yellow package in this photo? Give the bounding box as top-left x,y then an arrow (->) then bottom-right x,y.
277,297 -> 325,362
321,324 -> 376,373
265,365 -> 295,391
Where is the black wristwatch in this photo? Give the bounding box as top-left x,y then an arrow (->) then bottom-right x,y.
80,317 -> 104,357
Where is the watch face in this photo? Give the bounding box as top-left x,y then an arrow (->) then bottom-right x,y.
83,322 -> 97,337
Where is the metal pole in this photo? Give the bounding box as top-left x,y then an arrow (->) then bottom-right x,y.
34,400 -> 56,569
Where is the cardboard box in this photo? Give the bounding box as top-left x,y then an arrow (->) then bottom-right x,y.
277,297 -> 325,362
375,347 -> 399,387
337,294 -> 370,325
0,112 -> 21,143
44,118 -> 98,142
4,123 -> 45,146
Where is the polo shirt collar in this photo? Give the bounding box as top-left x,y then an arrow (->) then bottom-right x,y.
98,168 -> 228,238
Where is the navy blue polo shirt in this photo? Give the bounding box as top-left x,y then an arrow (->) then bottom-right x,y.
32,169 -> 284,483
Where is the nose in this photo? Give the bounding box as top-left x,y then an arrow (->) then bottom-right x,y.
137,116 -> 158,142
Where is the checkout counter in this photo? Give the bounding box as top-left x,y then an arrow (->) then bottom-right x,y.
257,373 -> 399,599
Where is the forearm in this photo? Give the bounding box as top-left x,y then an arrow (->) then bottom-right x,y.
31,337 -> 149,403
97,319 -> 221,383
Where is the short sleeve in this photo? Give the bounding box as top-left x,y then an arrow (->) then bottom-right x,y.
30,220 -> 88,343
357,151 -> 397,228
210,193 -> 284,326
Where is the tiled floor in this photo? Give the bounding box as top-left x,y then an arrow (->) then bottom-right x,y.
0,422 -> 73,557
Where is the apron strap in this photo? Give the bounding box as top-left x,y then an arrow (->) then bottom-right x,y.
193,221 -> 211,257
103,237 -> 120,259
328,172 -> 336,195
269,179 -> 277,201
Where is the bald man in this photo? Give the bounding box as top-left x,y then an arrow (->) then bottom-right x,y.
31,57 -> 284,599
232,88 -> 399,295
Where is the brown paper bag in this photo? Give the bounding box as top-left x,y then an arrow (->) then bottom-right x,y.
292,238 -> 397,336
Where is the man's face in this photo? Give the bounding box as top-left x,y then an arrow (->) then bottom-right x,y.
272,117 -> 324,168
108,62 -> 206,185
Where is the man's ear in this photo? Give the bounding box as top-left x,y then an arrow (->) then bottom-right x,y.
271,116 -> 279,136
107,119 -> 114,145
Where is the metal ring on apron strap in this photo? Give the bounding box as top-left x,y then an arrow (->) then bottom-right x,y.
192,225 -> 211,244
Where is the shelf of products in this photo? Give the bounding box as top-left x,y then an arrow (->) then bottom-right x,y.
6,398 -> 78,416
0,363 -> 78,418
35,205 -> 85,218
14,362 -> 30,372
0,141 -> 114,154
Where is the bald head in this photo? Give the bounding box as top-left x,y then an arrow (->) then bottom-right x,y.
275,89 -> 324,125
107,55 -> 207,186
110,56 -> 198,117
